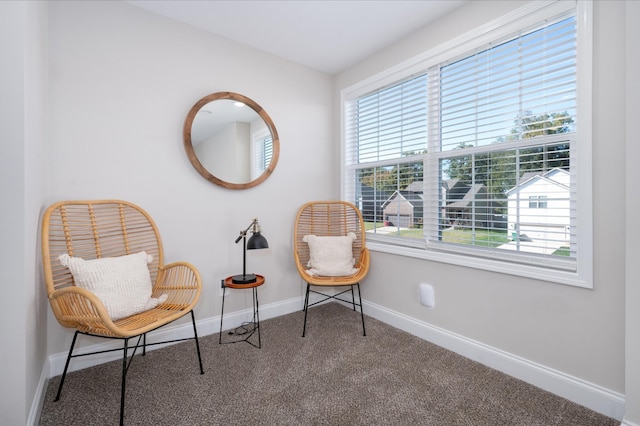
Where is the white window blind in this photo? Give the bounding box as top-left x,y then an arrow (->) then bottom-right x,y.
252,131 -> 273,179
344,75 -> 428,244
261,134 -> 273,170
343,5 -> 585,276
438,16 -> 576,152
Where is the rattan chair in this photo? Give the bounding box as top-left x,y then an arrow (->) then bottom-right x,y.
41,200 -> 204,426
293,201 -> 369,337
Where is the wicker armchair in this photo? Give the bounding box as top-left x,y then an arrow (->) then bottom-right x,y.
41,200 -> 204,425
293,201 -> 369,337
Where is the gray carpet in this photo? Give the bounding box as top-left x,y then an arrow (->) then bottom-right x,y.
39,303 -> 618,425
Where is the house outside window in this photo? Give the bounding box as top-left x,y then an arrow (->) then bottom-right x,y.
342,1 -> 592,287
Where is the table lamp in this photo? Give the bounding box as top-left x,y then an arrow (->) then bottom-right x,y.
232,218 -> 268,283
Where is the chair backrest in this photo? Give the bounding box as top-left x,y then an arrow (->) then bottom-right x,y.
42,200 -> 163,297
294,201 -> 366,270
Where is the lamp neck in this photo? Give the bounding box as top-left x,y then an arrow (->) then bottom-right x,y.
242,233 -> 247,278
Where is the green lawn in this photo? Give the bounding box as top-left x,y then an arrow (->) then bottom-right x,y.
366,222 -> 507,246
364,222 -> 424,238
366,223 -> 570,256
442,228 -> 509,248
364,222 -> 378,231
552,246 -> 570,256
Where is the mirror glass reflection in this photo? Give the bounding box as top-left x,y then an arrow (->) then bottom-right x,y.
192,100 -> 272,183
183,92 -> 279,190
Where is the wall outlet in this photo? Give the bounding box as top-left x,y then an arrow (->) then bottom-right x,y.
419,283 -> 434,308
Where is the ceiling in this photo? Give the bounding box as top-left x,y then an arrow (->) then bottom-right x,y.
125,0 -> 468,75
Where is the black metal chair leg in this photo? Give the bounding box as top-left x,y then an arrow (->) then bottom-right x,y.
350,286 -> 356,311
302,282 -> 310,313
120,338 -> 129,426
302,283 -> 310,337
190,310 -> 204,374
52,314 -> 204,425
356,283 -> 366,336
55,330 -> 79,402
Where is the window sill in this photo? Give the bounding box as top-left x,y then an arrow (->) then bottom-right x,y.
366,241 -> 592,289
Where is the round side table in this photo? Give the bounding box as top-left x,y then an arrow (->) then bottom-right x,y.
219,274 -> 264,348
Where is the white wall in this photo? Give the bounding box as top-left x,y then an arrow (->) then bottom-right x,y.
46,0 -> 334,354
0,1 -> 48,425
336,0 -> 627,417
624,0 -> 640,423
19,0 -> 637,423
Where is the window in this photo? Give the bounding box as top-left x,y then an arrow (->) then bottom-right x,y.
529,196 -> 548,209
342,1 -> 592,287
251,129 -> 273,179
347,75 -> 428,242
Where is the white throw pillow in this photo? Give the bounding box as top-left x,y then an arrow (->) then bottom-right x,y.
58,251 -> 167,320
303,232 -> 359,277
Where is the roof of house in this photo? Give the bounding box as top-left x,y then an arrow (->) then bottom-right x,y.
447,184 -> 487,208
506,168 -> 570,194
442,178 -> 474,200
381,190 -> 424,210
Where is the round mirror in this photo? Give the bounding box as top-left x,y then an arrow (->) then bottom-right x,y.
183,92 -> 280,189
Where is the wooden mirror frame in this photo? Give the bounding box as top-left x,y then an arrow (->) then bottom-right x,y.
183,92 -> 280,190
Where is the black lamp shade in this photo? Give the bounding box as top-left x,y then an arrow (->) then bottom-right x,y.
247,232 -> 269,250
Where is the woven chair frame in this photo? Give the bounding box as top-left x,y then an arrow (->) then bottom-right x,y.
293,201 -> 370,286
42,199 -> 202,338
41,199 -> 204,425
293,201 -> 369,337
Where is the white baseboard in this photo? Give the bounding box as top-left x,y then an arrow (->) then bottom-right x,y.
40,297 -> 625,423
362,300 -> 625,422
27,362 -> 50,426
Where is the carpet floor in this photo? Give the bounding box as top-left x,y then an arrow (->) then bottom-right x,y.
39,303 -> 618,425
